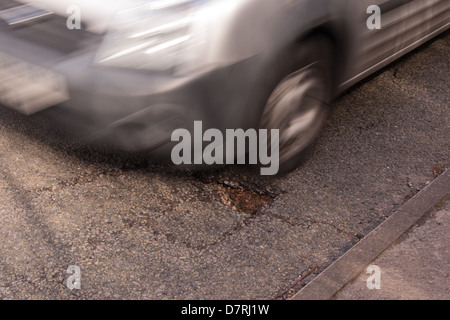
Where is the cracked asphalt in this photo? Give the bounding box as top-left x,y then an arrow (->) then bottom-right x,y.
0,32 -> 448,300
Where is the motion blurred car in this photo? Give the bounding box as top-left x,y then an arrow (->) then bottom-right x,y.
0,0 -> 448,171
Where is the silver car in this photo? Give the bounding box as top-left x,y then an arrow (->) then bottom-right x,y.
0,0 -> 448,171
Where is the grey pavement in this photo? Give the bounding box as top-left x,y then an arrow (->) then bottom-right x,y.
335,198 -> 449,300
292,168 -> 449,300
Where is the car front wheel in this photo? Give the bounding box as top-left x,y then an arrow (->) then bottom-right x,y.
259,35 -> 336,174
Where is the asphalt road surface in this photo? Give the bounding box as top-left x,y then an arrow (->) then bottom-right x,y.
0,32 -> 448,300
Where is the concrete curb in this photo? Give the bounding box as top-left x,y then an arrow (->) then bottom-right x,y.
292,169 -> 450,300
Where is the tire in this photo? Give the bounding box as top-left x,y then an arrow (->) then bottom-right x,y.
259,35 -> 336,174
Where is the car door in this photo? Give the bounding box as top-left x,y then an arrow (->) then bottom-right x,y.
343,0 -> 449,89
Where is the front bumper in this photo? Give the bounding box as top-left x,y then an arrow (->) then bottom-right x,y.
52,53 -> 208,152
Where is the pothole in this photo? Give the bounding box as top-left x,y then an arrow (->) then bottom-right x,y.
431,163 -> 446,178
214,183 -> 275,214
192,169 -> 279,214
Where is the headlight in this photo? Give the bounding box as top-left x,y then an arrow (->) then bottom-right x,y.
95,0 -> 212,74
